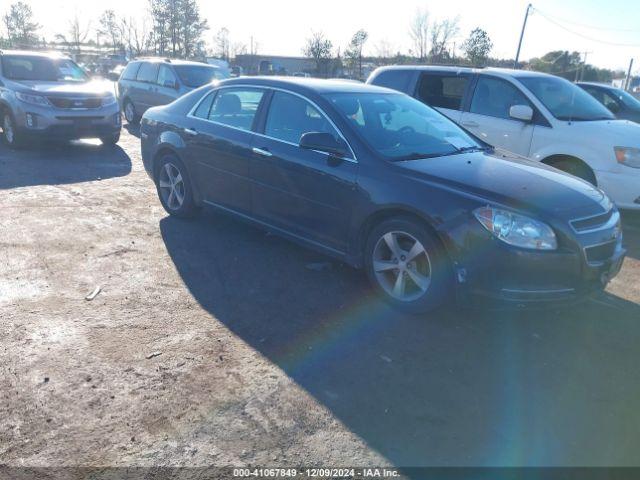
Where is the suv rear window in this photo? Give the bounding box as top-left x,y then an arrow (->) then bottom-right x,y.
371,70 -> 413,93
136,62 -> 159,83
121,62 -> 141,80
417,73 -> 469,111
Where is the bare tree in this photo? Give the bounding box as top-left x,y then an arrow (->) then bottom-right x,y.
120,16 -> 151,56
98,10 -> 121,52
429,16 -> 460,62
3,1 -> 40,47
303,31 -> 333,78
231,41 -> 247,59
409,8 -> 429,61
56,12 -> 91,53
344,29 -> 368,79
374,39 -> 394,64
214,27 -> 230,61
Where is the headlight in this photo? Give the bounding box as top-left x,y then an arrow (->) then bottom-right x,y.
101,93 -> 117,107
15,92 -> 50,107
614,147 -> 640,168
474,206 -> 557,250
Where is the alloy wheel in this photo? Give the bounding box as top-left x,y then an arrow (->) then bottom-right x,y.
124,102 -> 135,123
158,162 -> 186,211
372,230 -> 432,302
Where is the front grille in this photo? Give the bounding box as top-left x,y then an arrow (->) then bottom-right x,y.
570,209 -> 614,233
585,240 -> 617,264
49,97 -> 102,109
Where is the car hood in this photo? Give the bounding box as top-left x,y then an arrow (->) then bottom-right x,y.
9,79 -> 115,97
398,150 -> 609,220
559,118 -> 640,146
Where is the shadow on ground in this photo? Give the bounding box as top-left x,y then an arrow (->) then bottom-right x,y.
0,140 -> 131,190
160,209 -> 640,470
621,210 -> 640,260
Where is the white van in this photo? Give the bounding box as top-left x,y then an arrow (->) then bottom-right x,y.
368,66 -> 640,210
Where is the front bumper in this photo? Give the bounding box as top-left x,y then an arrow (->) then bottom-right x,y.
450,218 -> 627,306
596,167 -> 640,210
13,101 -> 121,141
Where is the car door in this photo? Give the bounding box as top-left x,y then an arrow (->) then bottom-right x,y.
459,75 -> 535,156
155,65 -> 180,106
184,87 -> 266,215
414,71 -> 472,123
133,62 -> 159,113
250,90 -> 358,252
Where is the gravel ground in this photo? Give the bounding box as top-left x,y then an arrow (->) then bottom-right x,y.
1,127 -> 640,472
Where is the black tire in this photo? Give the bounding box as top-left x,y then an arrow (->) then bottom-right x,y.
550,157 -> 597,185
1,111 -> 24,148
155,153 -> 199,218
123,99 -> 140,125
100,132 -> 121,146
364,216 -> 453,314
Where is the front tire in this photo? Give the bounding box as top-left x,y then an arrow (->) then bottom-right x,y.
364,217 -> 452,313
123,99 -> 140,125
2,112 -> 24,148
155,154 -> 198,218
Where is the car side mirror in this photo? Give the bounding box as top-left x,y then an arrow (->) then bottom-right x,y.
509,104 -> 534,122
299,132 -> 349,157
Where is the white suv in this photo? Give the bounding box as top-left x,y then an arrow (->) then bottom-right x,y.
368,66 -> 640,210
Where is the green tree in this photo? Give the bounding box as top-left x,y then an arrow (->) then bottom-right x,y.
345,29 -> 368,79
462,28 -> 493,66
148,0 -> 207,58
3,1 -> 40,47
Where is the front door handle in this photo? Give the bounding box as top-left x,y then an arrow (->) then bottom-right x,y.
252,147 -> 273,157
183,128 -> 197,136
461,121 -> 479,128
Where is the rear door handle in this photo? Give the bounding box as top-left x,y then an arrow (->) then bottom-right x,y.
252,147 -> 272,157
183,128 -> 197,136
461,121 -> 479,128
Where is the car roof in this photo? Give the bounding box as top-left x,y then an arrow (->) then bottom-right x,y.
134,58 -> 214,67
372,64 -> 558,80
577,81 -> 616,89
218,76 -> 394,95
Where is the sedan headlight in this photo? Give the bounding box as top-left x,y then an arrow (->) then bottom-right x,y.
614,147 -> 640,168
15,92 -> 50,107
101,93 -> 117,107
474,206 -> 557,250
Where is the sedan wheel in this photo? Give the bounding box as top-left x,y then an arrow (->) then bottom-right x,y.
365,217 -> 452,313
373,231 -> 431,302
123,100 -> 139,125
155,154 -> 198,218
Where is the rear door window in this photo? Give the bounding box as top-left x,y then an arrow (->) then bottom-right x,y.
208,88 -> 264,131
157,65 -> 178,87
470,76 -> 531,120
371,70 -> 413,93
192,91 -> 216,119
136,62 -> 159,83
416,73 -> 470,111
121,62 -> 141,80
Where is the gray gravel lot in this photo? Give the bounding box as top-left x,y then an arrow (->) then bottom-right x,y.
1,126 -> 640,470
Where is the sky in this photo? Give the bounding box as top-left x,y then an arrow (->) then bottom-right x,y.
19,0 -> 640,73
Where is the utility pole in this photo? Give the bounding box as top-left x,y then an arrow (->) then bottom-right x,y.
625,58 -> 634,91
514,3 -> 533,69
576,51 -> 592,82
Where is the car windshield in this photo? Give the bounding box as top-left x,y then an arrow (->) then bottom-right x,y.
325,92 -> 484,161
518,76 -> 614,121
174,65 -> 229,88
1,55 -> 88,82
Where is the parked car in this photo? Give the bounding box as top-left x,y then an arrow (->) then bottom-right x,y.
0,50 -> 121,147
368,66 -> 640,210
577,82 -> 640,123
117,58 -> 230,125
139,77 -> 624,312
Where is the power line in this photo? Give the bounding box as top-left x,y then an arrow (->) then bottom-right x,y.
534,8 -> 640,47
533,8 -> 638,32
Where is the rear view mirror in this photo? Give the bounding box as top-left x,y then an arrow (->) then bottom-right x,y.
300,132 -> 348,157
607,102 -> 620,114
509,104 -> 534,122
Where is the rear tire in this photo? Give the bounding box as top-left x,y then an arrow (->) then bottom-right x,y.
1,111 -> 24,149
364,217 -> 453,314
155,153 -> 199,218
123,99 -> 140,125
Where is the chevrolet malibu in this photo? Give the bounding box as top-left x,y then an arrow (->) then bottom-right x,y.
140,77 -> 625,312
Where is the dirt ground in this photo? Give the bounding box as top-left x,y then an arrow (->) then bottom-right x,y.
1,126 -> 640,471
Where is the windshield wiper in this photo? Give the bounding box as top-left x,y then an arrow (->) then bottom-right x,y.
396,152 -> 443,161
456,145 -> 493,153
